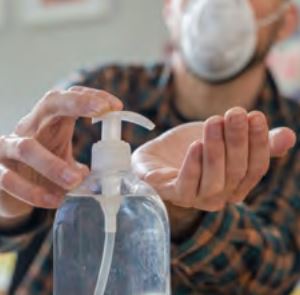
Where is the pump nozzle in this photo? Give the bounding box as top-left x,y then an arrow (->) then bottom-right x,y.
91,111 -> 155,174
92,111 -> 155,141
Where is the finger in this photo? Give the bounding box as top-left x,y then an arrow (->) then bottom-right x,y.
15,89 -> 123,136
224,107 -> 248,193
230,112 -> 270,203
68,86 -> 123,110
199,116 -> 225,198
73,161 -> 90,178
0,164 -> 62,208
197,195 -> 227,212
175,140 -> 203,208
132,146 -> 164,181
269,127 -> 296,157
0,136 -> 83,190
142,167 -> 179,202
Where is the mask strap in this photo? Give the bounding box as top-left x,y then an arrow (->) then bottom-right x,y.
257,0 -> 292,28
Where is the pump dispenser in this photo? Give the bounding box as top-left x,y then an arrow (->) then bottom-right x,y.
53,111 -> 170,295
91,112 -> 155,233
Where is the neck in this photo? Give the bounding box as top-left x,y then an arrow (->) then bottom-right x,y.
172,52 -> 267,119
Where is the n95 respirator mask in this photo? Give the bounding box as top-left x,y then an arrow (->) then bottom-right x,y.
180,0 -> 291,83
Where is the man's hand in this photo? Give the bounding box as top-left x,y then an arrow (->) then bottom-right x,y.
132,107 -> 296,212
0,86 -> 123,223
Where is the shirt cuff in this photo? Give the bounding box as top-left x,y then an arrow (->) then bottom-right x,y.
171,205 -> 239,274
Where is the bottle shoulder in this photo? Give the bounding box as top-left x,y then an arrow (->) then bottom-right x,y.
68,170 -> 156,197
61,170 -> 168,218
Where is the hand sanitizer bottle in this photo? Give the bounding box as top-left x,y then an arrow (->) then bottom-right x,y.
53,111 -> 170,295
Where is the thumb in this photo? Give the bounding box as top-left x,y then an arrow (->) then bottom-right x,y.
269,127 -> 296,157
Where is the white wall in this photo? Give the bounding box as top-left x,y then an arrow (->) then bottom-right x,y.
0,0 -> 168,134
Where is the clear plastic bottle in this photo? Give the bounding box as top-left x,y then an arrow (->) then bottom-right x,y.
53,111 -> 170,295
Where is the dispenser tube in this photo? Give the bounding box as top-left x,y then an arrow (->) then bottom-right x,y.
93,232 -> 116,295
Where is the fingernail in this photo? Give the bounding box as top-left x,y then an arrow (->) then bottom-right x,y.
251,115 -> 265,131
43,194 -> 61,206
88,100 -> 109,113
61,168 -> 81,184
75,163 -> 90,177
207,122 -> 223,140
230,112 -> 246,126
111,99 -> 123,109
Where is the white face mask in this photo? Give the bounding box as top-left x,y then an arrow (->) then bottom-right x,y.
180,0 -> 291,83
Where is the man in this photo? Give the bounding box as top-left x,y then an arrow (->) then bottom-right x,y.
0,0 -> 299,294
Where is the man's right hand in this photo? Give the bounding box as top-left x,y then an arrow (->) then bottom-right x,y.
0,86 -> 123,227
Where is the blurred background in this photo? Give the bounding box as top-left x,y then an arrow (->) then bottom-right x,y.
0,0 -> 167,135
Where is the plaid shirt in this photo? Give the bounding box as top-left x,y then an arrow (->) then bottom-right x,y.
1,63 -> 300,295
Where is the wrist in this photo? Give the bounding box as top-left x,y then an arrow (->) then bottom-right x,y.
165,201 -> 205,242
0,212 -> 33,231
0,192 -> 34,230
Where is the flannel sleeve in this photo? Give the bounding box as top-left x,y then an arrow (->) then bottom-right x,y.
0,209 -> 53,253
171,147 -> 300,294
